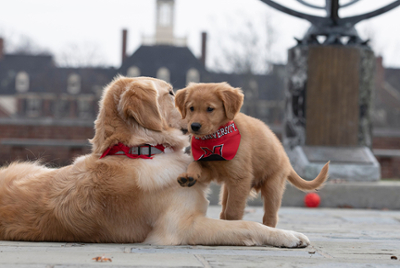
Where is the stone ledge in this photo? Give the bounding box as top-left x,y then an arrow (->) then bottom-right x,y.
288,146 -> 381,181
0,118 -> 94,127
0,138 -> 91,147
208,181 -> 400,210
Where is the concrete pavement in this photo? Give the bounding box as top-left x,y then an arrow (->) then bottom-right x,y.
0,206 -> 399,267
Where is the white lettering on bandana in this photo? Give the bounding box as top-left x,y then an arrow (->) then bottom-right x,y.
191,121 -> 241,161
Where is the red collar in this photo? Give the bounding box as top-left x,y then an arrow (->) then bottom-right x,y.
191,121 -> 241,161
100,142 -> 166,159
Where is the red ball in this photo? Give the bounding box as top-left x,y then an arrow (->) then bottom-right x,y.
304,193 -> 320,208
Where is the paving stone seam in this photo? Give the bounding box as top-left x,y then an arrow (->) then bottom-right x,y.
194,254 -> 211,268
312,246 -> 334,259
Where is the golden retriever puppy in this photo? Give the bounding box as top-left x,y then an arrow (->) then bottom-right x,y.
175,82 -> 329,227
0,76 -> 310,248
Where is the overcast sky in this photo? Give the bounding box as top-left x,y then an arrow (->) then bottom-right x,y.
1,0 -> 400,69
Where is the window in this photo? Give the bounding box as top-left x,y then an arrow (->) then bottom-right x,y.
67,73 -> 81,94
159,3 -> 172,26
156,67 -> 170,82
245,79 -> 259,99
26,98 -> 41,117
78,98 -> 92,119
127,66 -> 140,77
186,68 -> 200,85
54,98 -> 71,118
15,71 -> 29,93
258,101 -> 269,118
249,79 -> 258,93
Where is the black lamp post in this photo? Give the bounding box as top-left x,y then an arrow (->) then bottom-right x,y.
257,0 -> 400,181
260,0 -> 400,45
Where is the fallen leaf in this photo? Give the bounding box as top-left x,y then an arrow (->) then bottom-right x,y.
92,254 -> 112,262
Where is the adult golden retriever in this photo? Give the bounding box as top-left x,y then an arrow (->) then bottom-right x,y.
175,82 -> 329,227
0,76 -> 309,247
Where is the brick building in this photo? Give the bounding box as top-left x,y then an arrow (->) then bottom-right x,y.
0,0 -> 283,167
0,118 -> 93,166
0,0 -> 399,177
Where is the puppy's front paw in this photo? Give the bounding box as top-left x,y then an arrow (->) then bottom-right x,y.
177,173 -> 197,187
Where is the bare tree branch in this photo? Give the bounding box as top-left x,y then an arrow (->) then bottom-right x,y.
211,10 -> 278,75
0,33 -> 51,55
56,42 -> 108,68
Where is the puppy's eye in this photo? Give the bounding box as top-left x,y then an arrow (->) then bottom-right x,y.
207,107 -> 214,112
189,107 -> 194,112
169,91 -> 174,96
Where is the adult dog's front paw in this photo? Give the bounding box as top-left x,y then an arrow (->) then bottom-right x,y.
271,229 -> 310,248
177,173 -> 197,187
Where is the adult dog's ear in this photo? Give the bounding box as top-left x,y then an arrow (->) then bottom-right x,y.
119,80 -> 163,132
217,84 -> 244,120
175,88 -> 188,119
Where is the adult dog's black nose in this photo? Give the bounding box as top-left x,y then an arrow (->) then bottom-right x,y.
191,123 -> 202,132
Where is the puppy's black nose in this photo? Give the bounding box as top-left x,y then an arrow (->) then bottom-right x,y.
191,123 -> 202,132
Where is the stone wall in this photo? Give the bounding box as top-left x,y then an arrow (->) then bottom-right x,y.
373,129 -> 400,179
0,119 -> 94,167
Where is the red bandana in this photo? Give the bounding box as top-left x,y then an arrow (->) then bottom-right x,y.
100,142 -> 166,160
191,121 -> 241,161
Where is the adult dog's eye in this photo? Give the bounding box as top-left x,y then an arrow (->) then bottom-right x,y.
169,91 -> 174,96
207,107 -> 214,112
190,107 -> 194,112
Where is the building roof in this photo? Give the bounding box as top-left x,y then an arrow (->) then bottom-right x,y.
0,54 -> 54,95
0,46 -> 284,102
54,67 -> 116,95
203,72 -> 284,101
0,54 -> 116,95
119,45 -> 207,89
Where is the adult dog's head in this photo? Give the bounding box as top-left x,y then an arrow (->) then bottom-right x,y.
175,82 -> 244,137
91,76 -> 188,155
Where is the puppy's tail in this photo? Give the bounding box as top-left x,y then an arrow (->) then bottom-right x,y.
287,161 -> 329,191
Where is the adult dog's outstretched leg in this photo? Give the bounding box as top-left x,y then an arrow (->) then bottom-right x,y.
146,216 -> 309,248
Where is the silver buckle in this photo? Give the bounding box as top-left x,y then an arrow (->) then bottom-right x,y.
128,145 -> 163,156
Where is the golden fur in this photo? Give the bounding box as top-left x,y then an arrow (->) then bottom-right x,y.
175,82 -> 329,227
0,76 -> 310,247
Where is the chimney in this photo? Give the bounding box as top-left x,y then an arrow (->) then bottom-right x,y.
375,56 -> 384,93
0,38 -> 4,60
200,32 -> 207,66
121,29 -> 128,64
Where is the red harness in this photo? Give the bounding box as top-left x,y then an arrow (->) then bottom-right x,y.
191,121 -> 241,161
100,142 -> 166,159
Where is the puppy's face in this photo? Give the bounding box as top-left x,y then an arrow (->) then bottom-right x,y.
175,83 -> 244,137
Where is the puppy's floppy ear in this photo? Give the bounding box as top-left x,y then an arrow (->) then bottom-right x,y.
175,88 -> 188,119
119,80 -> 163,132
217,84 -> 244,120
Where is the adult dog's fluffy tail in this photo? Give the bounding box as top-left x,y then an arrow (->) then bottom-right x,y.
287,161 -> 329,191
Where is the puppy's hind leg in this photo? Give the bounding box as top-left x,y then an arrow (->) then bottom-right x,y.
260,173 -> 286,227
